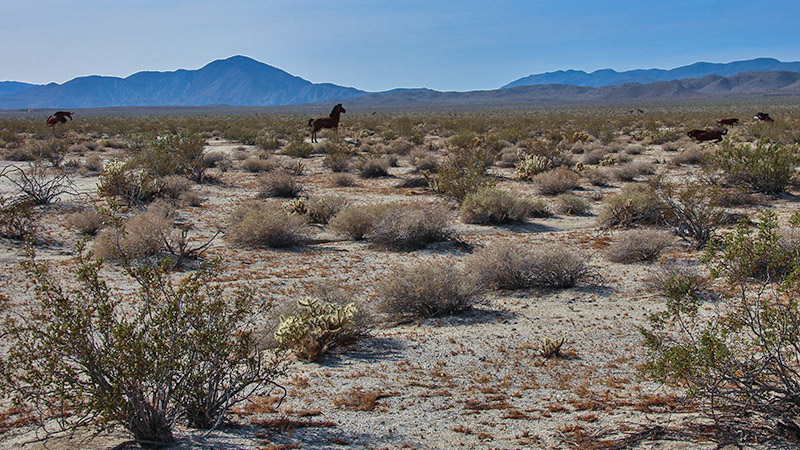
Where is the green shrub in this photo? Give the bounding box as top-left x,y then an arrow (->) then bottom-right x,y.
652,179 -> 725,248
710,137 -> 800,194
307,195 -> 349,224
641,211 -> 800,435
280,137 -> 315,158
127,131 -> 209,182
0,195 -> 37,240
275,297 -> 359,361
0,247 -> 283,445
459,187 -> 536,225
97,160 -> 163,205
430,147 -> 495,201
378,259 -> 482,320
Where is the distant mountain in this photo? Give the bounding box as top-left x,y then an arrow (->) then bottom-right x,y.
0,56 -> 366,108
0,81 -> 37,97
347,71 -> 800,106
503,58 -> 800,89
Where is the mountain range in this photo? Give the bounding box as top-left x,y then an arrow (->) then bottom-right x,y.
1,56 -> 800,109
502,57 -> 800,88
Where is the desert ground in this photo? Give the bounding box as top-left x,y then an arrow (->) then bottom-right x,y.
0,103 -> 799,449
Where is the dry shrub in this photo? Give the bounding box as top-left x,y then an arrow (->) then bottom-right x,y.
554,194 -> 591,215
67,207 -> 107,236
613,161 -> 653,182
306,195 -> 349,224
203,151 -> 232,171
180,190 -> 205,207
459,187 -> 537,225
357,156 -> 390,178
258,171 -> 303,198
410,151 -> 438,172
241,157 -> 278,173
332,389 -> 396,411
368,202 -> 454,250
581,149 -> 607,165
582,167 -> 611,186
84,155 -> 104,172
671,147 -> 705,165
604,229 -> 673,263
645,260 -> 706,300
532,167 -> 580,196
93,201 -> 175,261
328,203 -> 386,240
598,183 -> 666,228
161,175 -> 193,199
467,241 -> 591,289
330,173 -> 357,187
322,149 -> 351,172
227,201 -> 308,248
0,196 -> 37,240
377,259 -> 481,320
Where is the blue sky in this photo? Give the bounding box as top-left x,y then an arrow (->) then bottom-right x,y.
2,0 -> 798,91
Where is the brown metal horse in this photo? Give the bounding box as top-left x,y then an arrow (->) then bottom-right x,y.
46,111 -> 73,127
308,104 -> 345,143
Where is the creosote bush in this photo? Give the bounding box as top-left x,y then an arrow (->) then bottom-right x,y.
307,195 -> 349,224
429,146 -> 494,201
0,246 -> 284,446
598,183 -> 666,228
604,229 -> 673,263
710,137 -> 800,194
227,201 -> 308,248
0,195 -> 37,240
642,210 -> 800,436
378,259 -> 482,320
467,240 -> 592,289
459,187 -> 537,225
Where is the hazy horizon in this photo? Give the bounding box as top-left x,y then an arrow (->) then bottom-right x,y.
3,1 -> 799,91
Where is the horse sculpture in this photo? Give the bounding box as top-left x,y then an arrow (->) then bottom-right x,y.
754,112 -> 774,122
308,104 -> 345,143
687,127 -> 727,143
717,118 -> 738,126
46,111 -> 73,127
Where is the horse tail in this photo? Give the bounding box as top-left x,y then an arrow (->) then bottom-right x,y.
308,119 -> 314,127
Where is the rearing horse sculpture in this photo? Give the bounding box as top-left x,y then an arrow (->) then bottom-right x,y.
46,111 -> 73,127
308,103 -> 345,143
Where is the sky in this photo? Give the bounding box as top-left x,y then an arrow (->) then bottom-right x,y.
1,0 -> 799,92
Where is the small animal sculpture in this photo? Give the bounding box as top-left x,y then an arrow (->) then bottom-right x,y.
717,118 -> 738,126
308,104 -> 346,143
754,112 -> 774,122
687,127 -> 727,143
46,111 -> 73,127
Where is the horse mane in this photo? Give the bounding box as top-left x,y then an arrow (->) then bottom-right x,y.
328,104 -> 340,117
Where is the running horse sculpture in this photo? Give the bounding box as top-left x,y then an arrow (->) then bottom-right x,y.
46,111 -> 73,127
308,104 -> 345,143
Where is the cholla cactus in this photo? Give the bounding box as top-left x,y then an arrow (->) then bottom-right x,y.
275,297 -> 358,361
515,150 -> 551,180
599,154 -> 617,166
284,197 -> 308,216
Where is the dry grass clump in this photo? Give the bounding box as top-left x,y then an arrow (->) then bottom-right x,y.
328,204 -> 387,240
554,194 -> 591,215
532,167 -> 580,196
671,147 -> 705,165
409,150 -> 438,172
613,161 -> 653,182
598,183 -> 665,228
203,151 -> 232,172
604,229 -> 673,263
368,202 -> 455,250
645,260 -> 706,300
582,167 -> 612,186
227,201 -> 308,248
84,155 -> 104,172
459,187 -> 537,225
67,207 -> 107,236
179,190 -> 205,207
241,157 -> 278,173
160,175 -> 194,199
306,195 -> 349,224
93,201 -> 175,261
467,241 -> 591,289
330,173 -> 357,187
356,156 -> 390,178
377,259 -> 482,320
581,149 -> 607,165
257,171 -> 303,198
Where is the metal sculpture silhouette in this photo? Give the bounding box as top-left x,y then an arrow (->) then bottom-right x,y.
46,111 -> 73,127
308,104 -> 345,143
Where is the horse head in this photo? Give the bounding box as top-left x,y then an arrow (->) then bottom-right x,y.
330,104 -> 346,117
